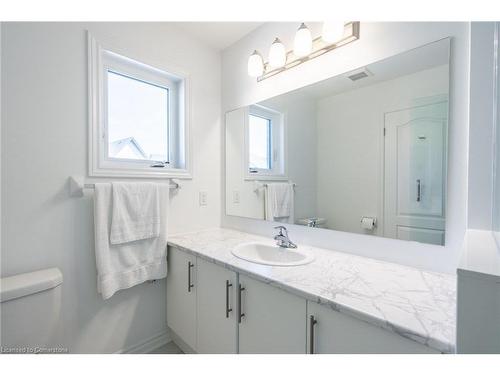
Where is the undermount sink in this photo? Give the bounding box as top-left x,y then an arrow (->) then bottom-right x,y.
231,242 -> 315,266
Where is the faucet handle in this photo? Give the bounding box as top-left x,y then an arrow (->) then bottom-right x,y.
274,225 -> 287,235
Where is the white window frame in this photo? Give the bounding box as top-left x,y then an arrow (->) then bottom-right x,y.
244,104 -> 287,180
88,32 -> 192,179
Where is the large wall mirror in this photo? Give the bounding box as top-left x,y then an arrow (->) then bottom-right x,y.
225,38 -> 450,245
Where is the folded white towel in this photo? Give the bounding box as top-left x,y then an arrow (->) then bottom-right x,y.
265,182 -> 294,224
110,182 -> 160,245
94,183 -> 168,300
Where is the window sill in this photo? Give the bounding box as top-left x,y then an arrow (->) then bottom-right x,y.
89,166 -> 192,179
244,174 -> 288,182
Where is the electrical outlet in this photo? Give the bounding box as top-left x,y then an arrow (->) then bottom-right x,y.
199,191 -> 208,206
233,190 -> 240,204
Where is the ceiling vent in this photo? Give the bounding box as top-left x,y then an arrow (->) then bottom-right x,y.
347,68 -> 372,82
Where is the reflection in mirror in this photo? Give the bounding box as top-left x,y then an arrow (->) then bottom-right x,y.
225,39 -> 450,245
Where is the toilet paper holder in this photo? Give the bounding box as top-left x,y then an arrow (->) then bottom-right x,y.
360,216 -> 377,230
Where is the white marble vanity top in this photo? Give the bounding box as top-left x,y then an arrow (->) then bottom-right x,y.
168,228 -> 456,353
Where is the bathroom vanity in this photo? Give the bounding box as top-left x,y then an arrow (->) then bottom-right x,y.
166,37 -> 457,354
166,228 -> 456,354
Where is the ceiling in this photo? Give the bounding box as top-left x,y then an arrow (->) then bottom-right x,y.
175,22 -> 263,50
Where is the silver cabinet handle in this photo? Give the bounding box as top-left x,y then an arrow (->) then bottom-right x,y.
416,179 -> 421,202
309,315 -> 317,354
225,280 -> 233,318
187,261 -> 194,292
238,284 -> 245,323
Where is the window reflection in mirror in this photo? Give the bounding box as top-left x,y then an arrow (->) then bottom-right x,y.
248,113 -> 272,171
245,105 -> 285,179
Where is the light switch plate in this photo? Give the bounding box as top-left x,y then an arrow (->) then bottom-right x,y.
199,191 -> 208,206
233,190 -> 240,204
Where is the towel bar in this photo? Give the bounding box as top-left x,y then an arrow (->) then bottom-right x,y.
68,176 -> 180,197
253,181 -> 297,193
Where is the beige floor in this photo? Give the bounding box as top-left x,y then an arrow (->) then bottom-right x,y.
148,341 -> 184,354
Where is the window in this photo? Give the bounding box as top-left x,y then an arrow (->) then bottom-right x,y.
88,33 -> 190,178
107,71 -> 169,162
246,105 -> 285,179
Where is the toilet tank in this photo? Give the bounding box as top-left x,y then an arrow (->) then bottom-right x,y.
0,268 -> 63,353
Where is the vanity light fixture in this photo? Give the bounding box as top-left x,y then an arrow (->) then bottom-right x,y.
247,21 -> 360,81
247,50 -> 264,77
322,21 -> 345,43
268,38 -> 287,68
293,23 -> 313,57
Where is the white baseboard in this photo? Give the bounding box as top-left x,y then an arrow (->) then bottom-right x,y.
169,329 -> 196,354
115,330 -> 171,354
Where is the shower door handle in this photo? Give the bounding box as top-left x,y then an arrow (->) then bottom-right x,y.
416,179 -> 421,202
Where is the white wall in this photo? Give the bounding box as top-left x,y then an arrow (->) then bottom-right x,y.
0,24 -> 2,258
1,22 -> 221,353
456,23 -> 500,354
316,65 -> 448,236
222,22 -> 470,274
468,22 -> 497,230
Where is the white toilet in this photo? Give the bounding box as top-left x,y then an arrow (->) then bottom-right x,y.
0,268 -> 63,353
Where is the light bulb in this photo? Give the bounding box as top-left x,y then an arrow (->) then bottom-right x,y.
268,38 -> 286,68
247,50 -> 264,77
322,21 -> 345,43
293,23 -> 312,57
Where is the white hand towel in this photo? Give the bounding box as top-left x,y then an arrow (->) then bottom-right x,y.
94,183 -> 168,300
110,182 -> 160,245
264,182 -> 294,224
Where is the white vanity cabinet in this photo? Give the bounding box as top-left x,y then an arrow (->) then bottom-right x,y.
167,247 -> 238,353
196,258 -> 238,353
238,274 -> 307,353
166,247 -> 197,351
306,301 -> 439,354
167,245 -> 441,354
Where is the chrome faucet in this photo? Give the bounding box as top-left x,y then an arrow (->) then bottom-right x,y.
274,226 -> 297,249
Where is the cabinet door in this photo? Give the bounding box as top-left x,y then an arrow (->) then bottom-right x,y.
196,258 -> 238,353
166,246 -> 197,351
307,301 -> 439,354
238,275 -> 306,353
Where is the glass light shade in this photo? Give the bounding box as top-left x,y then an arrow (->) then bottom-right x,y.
268,38 -> 287,68
247,50 -> 264,77
322,21 -> 345,43
293,23 -> 312,57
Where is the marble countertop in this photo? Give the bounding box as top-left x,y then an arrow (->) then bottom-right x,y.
168,228 -> 456,353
